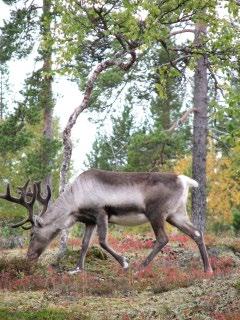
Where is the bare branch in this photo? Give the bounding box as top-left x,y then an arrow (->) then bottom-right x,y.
60,51 -> 137,192
207,63 -> 225,98
169,29 -> 195,37
160,40 -> 187,76
160,54 -> 192,68
166,108 -> 195,133
92,5 -> 137,52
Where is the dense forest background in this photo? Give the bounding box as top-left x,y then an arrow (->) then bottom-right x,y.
1,2 -> 240,319
0,0 -> 240,238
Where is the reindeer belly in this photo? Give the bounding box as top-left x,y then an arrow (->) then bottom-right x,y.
109,213 -> 148,226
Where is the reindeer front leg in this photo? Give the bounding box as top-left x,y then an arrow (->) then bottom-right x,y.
141,217 -> 169,268
69,223 -> 96,274
77,224 -> 96,269
97,210 -> 129,269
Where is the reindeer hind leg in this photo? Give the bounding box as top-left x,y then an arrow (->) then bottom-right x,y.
167,213 -> 213,274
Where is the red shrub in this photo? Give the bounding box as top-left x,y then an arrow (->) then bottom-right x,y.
210,256 -> 235,274
109,235 -> 154,252
68,238 -> 82,247
152,266 -> 205,293
134,265 -> 155,279
213,312 -> 240,320
169,234 -> 190,247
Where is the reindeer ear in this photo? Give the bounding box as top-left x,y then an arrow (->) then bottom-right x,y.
33,215 -> 44,228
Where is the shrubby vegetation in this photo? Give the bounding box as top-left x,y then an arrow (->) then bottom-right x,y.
0,0 -> 240,318
0,233 -> 240,318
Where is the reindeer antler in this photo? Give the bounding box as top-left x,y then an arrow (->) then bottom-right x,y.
0,180 -> 52,229
35,181 -> 51,216
0,180 -> 37,228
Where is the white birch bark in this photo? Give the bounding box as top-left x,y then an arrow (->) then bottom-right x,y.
60,50 -> 136,192
57,50 -> 136,256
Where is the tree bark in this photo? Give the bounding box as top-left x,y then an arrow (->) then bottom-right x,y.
56,51 -> 136,257
192,23 -> 208,232
59,50 -> 136,193
40,0 -> 54,189
161,97 -> 171,130
166,108 -> 194,133
39,0 -> 69,259
0,70 -> 3,120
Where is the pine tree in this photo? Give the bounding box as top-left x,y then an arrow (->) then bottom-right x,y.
0,0 -> 58,189
86,105 -> 134,171
0,64 -> 9,120
192,22 -> 208,232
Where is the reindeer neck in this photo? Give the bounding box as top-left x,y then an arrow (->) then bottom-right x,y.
42,184 -> 77,229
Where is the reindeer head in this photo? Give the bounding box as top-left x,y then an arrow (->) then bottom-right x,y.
0,180 -> 52,261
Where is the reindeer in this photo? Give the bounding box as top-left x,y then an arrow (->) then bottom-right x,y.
0,169 -> 213,274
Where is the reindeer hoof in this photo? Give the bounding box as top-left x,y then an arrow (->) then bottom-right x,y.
205,268 -> 214,276
68,267 -> 83,275
122,257 -> 129,269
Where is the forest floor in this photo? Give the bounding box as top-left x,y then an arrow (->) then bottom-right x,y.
0,232 -> 240,320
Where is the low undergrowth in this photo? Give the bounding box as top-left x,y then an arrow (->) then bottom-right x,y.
212,312 -> 240,320
0,233 -> 239,297
205,234 -> 240,253
0,233 -> 239,320
0,308 -> 90,320
234,278 -> 240,293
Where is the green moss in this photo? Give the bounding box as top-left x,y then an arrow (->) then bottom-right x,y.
0,308 -> 90,320
53,246 -> 108,273
87,245 -> 108,260
234,279 -> 240,294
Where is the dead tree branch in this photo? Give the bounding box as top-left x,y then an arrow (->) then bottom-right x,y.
207,63 -> 225,98
169,29 -> 195,37
166,107 -> 195,133
60,50 -> 136,193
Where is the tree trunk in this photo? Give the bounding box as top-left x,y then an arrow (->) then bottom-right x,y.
0,71 -> 3,120
56,52 -> 136,257
41,0 -> 54,190
41,0 -> 67,256
161,98 -> 171,130
60,51 -> 136,193
192,23 -> 208,232
56,51 -> 136,258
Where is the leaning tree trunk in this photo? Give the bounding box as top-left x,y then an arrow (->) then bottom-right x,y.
57,51 -> 137,257
192,22 -> 208,233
